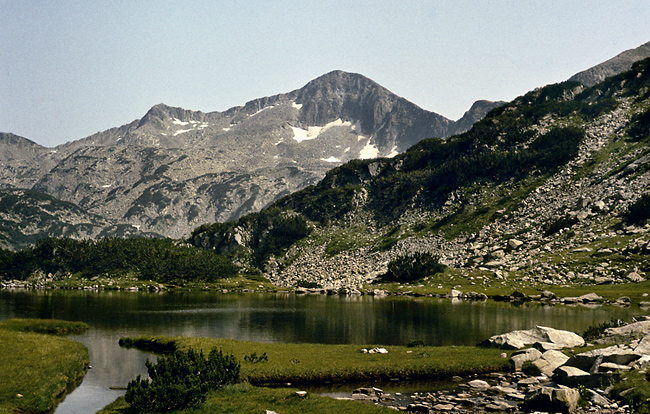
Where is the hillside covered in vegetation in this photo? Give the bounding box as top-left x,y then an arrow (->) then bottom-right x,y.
191,58 -> 650,290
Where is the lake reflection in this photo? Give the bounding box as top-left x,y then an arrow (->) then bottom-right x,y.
0,289 -> 647,414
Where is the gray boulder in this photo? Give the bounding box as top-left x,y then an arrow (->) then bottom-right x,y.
511,348 -> 543,371
605,320 -> 650,337
567,345 -> 641,372
481,326 -> 584,350
532,350 -> 570,377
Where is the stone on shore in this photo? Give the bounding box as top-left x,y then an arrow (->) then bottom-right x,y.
481,326 -> 584,350
522,385 -> 579,414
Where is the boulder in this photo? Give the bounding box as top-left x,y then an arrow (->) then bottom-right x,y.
508,239 -> 524,250
605,321 -> 650,337
532,350 -> 570,377
540,290 -> 556,300
634,334 -> 650,355
448,289 -> 462,298
467,379 -> 490,390
554,366 -> 599,388
626,271 -> 645,282
522,385 -> 579,413
481,326 -> 584,350
576,292 -> 603,303
511,348 -> 543,371
585,388 -> 611,406
567,345 -> 641,372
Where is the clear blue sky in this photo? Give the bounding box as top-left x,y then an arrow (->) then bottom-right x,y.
2,0 -> 649,147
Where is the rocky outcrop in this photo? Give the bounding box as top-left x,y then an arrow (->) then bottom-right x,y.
569,40 -> 650,86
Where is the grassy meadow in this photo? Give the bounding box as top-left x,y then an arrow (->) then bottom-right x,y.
0,319 -> 89,414
119,336 -> 511,384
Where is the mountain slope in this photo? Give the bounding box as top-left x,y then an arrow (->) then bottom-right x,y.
0,188 -> 159,250
0,133 -> 61,189
191,58 -> 650,290
569,40 -> 650,86
2,71 -> 503,241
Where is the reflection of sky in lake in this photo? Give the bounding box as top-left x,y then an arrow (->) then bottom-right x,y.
1,289 -> 648,414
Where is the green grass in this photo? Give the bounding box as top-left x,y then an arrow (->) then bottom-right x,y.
98,383 -> 398,414
0,318 -> 89,335
119,336 -> 511,384
0,320 -> 89,414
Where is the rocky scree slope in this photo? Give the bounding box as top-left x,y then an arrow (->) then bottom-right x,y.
191,58 -> 650,290
0,71 -> 502,242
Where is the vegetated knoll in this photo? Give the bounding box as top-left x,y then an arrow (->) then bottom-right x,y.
190,58 -> 650,293
119,336 -> 510,385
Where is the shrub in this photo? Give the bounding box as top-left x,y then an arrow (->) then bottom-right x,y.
243,352 -> 268,363
125,348 -> 239,412
296,280 -> 321,289
542,215 -> 579,237
383,252 -> 446,283
626,193 -> 650,224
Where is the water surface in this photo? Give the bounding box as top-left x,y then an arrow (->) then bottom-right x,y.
0,289 -> 645,413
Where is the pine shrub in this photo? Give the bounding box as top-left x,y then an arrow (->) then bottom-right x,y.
383,252 -> 446,283
125,348 -> 239,412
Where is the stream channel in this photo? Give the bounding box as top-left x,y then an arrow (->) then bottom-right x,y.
0,289 -> 647,413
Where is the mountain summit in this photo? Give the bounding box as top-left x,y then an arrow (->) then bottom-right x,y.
0,71 -> 503,241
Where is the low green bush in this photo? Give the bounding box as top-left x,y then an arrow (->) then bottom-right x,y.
125,348 -> 240,412
383,252 -> 446,283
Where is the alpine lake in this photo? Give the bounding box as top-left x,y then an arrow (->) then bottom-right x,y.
0,288 -> 647,414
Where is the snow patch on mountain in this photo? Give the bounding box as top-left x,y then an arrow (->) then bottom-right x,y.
320,156 -> 341,163
359,140 -> 379,159
250,106 -> 274,117
172,118 -> 189,126
291,119 -> 352,142
173,129 -> 192,136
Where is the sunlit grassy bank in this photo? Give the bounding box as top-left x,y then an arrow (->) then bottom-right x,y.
0,319 -> 89,414
99,382 -> 398,414
120,336 -> 510,384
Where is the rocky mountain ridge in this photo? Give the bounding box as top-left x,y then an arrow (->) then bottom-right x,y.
569,40 -> 650,87
0,71 -> 503,242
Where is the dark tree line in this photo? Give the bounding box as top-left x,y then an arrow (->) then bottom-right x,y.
0,237 -> 239,282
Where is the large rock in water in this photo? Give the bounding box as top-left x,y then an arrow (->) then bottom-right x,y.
480,326 -> 585,350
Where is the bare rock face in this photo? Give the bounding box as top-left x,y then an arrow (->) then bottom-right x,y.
569,40 -> 650,86
0,133 -> 61,189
